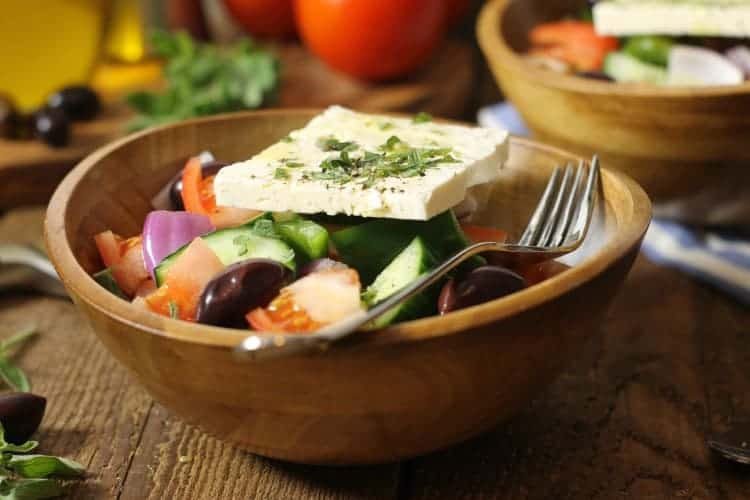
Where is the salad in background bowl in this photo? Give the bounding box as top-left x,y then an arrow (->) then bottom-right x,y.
525,0 -> 750,86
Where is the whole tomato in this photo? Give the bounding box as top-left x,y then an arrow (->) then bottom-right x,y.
294,0 -> 448,81
223,0 -> 296,39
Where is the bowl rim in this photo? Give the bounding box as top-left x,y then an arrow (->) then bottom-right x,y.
477,0 -> 750,99
45,108 -> 651,352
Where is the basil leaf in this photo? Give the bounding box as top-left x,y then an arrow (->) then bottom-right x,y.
7,455 -> 85,479
0,360 -> 29,393
0,477 -> 62,500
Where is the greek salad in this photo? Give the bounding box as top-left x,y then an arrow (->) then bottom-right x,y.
524,0 -> 750,86
91,108 -> 552,333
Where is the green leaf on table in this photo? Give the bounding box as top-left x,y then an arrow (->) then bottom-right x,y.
0,326 -> 36,355
7,455 -> 85,479
0,361 -> 29,393
0,477 -> 62,500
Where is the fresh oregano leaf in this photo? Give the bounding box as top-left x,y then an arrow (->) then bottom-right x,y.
0,477 -> 62,500
0,361 -> 29,393
7,455 -> 85,479
0,424 -> 38,454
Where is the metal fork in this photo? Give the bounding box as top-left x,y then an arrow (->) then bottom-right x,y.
235,156 -> 600,361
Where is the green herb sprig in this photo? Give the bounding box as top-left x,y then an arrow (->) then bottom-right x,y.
126,31 -> 279,131
0,423 -> 85,499
0,325 -> 37,393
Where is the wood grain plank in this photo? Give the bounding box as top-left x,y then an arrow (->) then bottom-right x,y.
405,257 -> 745,499
118,403 -> 401,500
701,282 -> 750,500
0,295 -> 153,499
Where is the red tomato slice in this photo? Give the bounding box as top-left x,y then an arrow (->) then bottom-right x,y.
181,157 -> 261,228
95,231 -> 148,296
461,224 -> 508,244
145,237 -> 225,321
246,290 -> 322,333
529,21 -> 618,71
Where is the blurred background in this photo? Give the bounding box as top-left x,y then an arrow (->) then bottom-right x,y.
0,0 -> 496,208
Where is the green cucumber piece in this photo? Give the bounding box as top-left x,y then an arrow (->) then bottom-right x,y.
603,51 -> 668,85
274,216 -> 329,261
331,211 -> 475,285
154,223 -> 295,286
623,36 -> 673,67
93,268 -> 127,299
363,236 -> 438,328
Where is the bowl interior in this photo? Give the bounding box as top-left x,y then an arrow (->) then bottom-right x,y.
47,109 -> 647,348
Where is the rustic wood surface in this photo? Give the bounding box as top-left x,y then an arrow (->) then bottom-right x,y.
0,41 -> 473,211
2,207 -> 749,498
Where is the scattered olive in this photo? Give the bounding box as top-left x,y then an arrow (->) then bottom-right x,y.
298,258 -> 348,278
577,71 -> 614,82
438,265 -> 528,314
47,85 -> 100,121
0,392 -> 46,444
196,259 -> 291,328
169,160 -> 227,210
34,107 -> 70,147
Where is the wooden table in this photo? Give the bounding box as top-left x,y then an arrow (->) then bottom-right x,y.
1,208 -> 749,499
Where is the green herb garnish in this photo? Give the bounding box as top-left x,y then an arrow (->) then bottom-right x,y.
282,161 -> 304,169
413,112 -> 433,124
126,31 -> 279,131
379,122 -> 395,131
281,135 -> 295,143
317,136 -> 358,152
0,325 -> 36,393
274,167 -> 290,180
0,423 -> 86,499
302,137 -> 459,187
168,301 -> 179,319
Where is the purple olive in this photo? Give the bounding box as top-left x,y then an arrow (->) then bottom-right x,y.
297,258 -> 348,278
34,107 -> 70,147
438,266 -> 528,314
196,259 -> 291,328
0,392 -> 46,444
47,85 -> 100,121
169,159 -> 227,210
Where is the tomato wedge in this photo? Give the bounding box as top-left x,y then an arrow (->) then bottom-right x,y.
94,231 -> 148,296
246,290 -> 322,333
180,157 -> 261,228
461,224 -> 508,244
529,21 -> 619,71
145,238 -> 225,321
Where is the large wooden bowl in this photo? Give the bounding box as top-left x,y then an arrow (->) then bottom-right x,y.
45,110 -> 650,465
477,0 -> 750,204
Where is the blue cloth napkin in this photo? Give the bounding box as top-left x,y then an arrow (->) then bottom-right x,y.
478,102 -> 750,306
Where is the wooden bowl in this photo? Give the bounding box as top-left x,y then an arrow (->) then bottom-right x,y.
45,110 -> 650,465
477,0 -> 750,204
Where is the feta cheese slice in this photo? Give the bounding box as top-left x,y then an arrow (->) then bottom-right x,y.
214,106 -> 508,221
594,0 -> 750,38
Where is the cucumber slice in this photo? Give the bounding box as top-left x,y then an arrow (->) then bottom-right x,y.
603,51 -> 668,85
275,216 -> 329,261
363,236 -> 438,328
154,223 -> 295,286
331,211 -> 474,285
93,268 -> 127,299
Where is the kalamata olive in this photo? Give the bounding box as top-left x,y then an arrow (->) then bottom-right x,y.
34,107 -> 70,147
297,258 -> 348,278
196,259 -> 291,328
0,392 -> 46,444
438,265 -> 528,314
577,71 -> 614,82
47,85 -> 100,121
169,160 -> 227,210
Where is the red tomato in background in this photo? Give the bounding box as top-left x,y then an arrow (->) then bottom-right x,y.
294,0 -> 449,81
223,0 -> 296,39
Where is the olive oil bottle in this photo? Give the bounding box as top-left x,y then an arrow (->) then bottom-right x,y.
0,0 -> 106,112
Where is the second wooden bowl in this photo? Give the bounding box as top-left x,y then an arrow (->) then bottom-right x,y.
45,110 -> 650,465
477,0 -> 750,205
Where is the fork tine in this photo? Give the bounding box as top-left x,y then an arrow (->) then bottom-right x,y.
519,165 -> 562,246
550,160 -> 585,247
568,156 -> 600,242
536,164 -> 574,247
